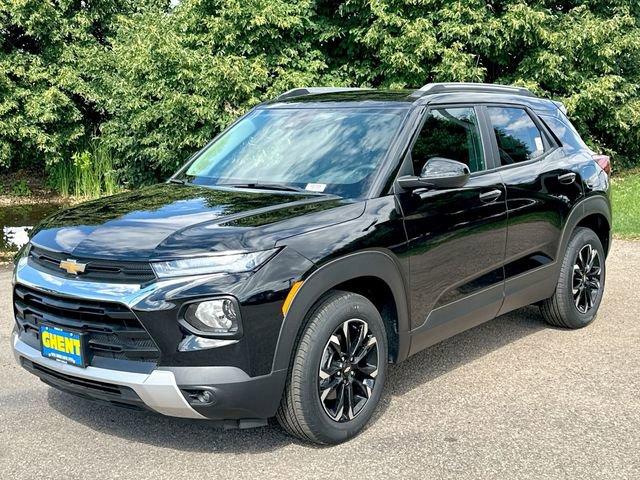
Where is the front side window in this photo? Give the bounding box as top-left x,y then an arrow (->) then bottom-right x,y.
180,107 -> 408,198
411,107 -> 485,175
487,107 -> 546,165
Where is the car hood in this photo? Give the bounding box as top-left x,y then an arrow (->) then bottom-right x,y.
30,184 -> 364,260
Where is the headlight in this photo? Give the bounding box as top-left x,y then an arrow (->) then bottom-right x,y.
182,298 -> 241,337
151,249 -> 278,278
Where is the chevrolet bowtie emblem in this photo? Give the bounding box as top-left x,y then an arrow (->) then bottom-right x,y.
59,259 -> 87,275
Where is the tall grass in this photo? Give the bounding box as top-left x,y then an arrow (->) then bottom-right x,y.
611,169 -> 640,239
48,144 -> 121,198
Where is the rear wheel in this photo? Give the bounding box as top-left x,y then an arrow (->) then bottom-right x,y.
276,291 -> 387,444
540,227 -> 606,328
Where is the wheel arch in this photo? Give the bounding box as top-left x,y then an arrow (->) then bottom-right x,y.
576,213 -> 611,256
558,194 -> 612,261
271,249 -> 411,373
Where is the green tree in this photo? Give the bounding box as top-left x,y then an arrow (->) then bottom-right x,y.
317,0 -> 640,166
93,0 -> 335,183
1,0 -> 639,185
0,0 -> 164,170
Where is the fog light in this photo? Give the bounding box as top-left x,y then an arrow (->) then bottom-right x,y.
183,298 -> 241,336
197,390 -> 214,404
181,388 -> 216,406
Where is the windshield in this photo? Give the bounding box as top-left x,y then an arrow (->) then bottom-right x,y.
179,107 -> 408,198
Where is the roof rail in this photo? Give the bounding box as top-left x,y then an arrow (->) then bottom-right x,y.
416,82 -> 534,97
277,87 -> 368,100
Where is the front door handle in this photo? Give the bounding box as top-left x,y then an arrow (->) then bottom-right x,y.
558,172 -> 576,184
479,189 -> 502,203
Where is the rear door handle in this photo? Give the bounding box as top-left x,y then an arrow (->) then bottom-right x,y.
479,189 -> 502,203
558,172 -> 576,184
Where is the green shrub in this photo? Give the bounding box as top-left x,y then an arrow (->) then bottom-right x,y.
1,0 -> 639,186
10,180 -> 31,197
0,0 -> 161,172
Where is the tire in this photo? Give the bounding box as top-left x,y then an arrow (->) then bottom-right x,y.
540,227 -> 606,329
276,290 -> 388,444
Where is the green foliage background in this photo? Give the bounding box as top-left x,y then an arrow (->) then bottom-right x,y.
1,0 -> 639,186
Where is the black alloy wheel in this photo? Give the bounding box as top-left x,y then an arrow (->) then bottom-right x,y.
276,291 -> 388,444
572,243 -> 602,314
318,318 -> 379,422
540,227 -> 606,329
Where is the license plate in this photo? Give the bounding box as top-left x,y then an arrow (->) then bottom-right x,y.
40,325 -> 86,367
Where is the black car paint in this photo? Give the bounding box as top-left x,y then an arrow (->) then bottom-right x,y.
30,184 -> 356,260
16,89 -> 612,421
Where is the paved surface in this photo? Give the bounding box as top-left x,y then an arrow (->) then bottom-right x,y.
1,241 -> 639,480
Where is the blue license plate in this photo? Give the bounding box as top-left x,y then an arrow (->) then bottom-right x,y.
40,325 -> 86,367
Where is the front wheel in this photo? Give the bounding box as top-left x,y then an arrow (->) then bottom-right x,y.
540,227 -> 606,328
276,291 -> 388,444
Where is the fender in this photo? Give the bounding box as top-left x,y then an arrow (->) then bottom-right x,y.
542,192 -> 611,291
270,249 -> 411,373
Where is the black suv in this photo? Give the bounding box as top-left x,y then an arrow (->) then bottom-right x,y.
12,83 -> 611,444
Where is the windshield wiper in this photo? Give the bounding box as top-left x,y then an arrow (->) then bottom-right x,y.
222,182 -> 313,193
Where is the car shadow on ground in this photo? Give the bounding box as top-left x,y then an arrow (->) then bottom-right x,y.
374,306 -> 547,421
47,306 -> 548,452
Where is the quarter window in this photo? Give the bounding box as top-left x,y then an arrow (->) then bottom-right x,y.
411,107 -> 485,174
486,107 -> 546,165
540,114 -> 588,152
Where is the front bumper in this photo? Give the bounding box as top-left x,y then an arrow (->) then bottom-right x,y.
11,259 -> 289,421
13,331 -> 286,420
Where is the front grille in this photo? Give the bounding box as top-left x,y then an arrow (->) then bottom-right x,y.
14,285 -> 160,364
21,358 -> 146,410
28,246 -> 156,283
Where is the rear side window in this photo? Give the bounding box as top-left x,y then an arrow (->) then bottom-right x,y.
411,107 -> 485,174
486,107 -> 545,165
540,114 -> 588,152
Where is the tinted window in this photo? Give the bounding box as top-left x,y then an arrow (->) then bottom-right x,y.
540,114 -> 588,152
411,107 -> 485,174
487,107 -> 545,165
182,107 -> 407,198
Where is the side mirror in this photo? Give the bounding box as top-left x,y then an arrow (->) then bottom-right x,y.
397,157 -> 470,190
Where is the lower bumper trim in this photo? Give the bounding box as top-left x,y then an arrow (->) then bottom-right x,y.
21,358 -> 147,410
12,332 -> 206,419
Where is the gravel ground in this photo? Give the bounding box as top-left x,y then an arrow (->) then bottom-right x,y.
1,240 -> 639,480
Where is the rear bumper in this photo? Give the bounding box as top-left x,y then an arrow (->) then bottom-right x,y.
12,332 -> 286,421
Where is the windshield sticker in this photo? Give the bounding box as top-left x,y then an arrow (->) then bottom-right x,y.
305,183 -> 327,192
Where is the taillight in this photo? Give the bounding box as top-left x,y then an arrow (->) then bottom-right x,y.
593,154 -> 611,176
